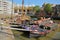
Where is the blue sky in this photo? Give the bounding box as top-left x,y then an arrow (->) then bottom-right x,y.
10,0 -> 60,7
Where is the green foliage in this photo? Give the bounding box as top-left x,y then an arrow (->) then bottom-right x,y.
33,5 -> 40,13
44,3 -> 52,13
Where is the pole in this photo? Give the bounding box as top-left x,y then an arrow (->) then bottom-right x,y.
11,0 -> 13,19
22,0 -> 24,15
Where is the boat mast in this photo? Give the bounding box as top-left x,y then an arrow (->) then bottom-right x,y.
22,0 -> 24,15
11,0 -> 13,19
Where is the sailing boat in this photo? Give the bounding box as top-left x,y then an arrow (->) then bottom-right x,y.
16,0 -> 31,24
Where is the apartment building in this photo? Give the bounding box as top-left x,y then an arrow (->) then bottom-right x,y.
55,5 -> 60,17
14,5 -> 35,16
0,0 -> 35,18
0,0 -> 16,18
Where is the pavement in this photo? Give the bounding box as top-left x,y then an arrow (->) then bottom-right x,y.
0,26 -> 15,40
0,20 -> 15,40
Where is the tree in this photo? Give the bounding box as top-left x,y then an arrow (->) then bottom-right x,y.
30,6 -> 40,19
33,5 -> 40,13
44,3 -> 52,16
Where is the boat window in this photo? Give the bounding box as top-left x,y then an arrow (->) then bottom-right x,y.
39,25 -> 45,29
46,27 -> 51,30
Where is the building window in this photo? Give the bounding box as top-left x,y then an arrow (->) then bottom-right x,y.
0,10 -> 2,11
0,2 -> 1,6
14,10 -> 17,13
23,10 -> 25,12
27,10 -> 29,12
18,12 -> 21,14
19,9 -> 21,12
3,2 -> 7,3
